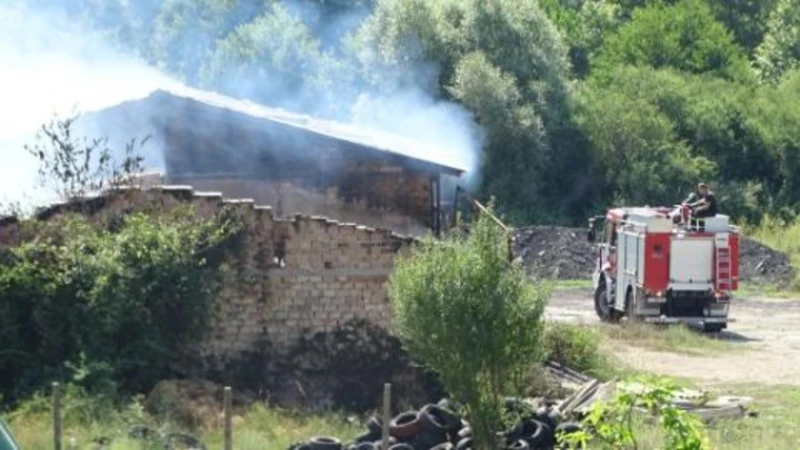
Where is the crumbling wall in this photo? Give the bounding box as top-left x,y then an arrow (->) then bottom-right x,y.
9,187 -> 414,359
163,173 -> 433,237
166,177 -> 431,237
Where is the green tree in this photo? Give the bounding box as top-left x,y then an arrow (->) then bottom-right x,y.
150,0 -> 256,83
581,65 -> 784,221
756,0 -> 800,82
356,0 -> 586,223
389,209 -> 548,449
596,0 -> 752,80
575,75 -> 714,207
200,3 -> 325,111
539,0 -> 623,78
708,0 -> 778,56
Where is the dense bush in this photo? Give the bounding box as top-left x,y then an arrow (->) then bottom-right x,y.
0,207 -> 239,404
389,207 -> 549,449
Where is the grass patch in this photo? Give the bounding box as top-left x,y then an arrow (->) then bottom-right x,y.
598,323 -> 739,356
627,383 -> 800,450
543,322 -> 619,380
736,282 -> 800,300
4,392 -> 360,450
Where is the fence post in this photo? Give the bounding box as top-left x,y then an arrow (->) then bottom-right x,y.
224,386 -> 232,450
381,383 -> 391,450
52,382 -> 62,450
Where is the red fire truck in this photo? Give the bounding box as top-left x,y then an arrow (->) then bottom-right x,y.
587,206 -> 740,332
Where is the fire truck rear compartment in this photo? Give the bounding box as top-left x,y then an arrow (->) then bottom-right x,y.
611,216 -> 734,328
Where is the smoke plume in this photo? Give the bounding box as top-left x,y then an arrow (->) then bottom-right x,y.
0,3 -> 180,208
0,0 -> 483,210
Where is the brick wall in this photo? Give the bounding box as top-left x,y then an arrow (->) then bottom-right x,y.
17,187 -> 414,359
166,177 -> 431,237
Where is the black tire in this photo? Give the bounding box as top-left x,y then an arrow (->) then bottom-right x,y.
594,285 -> 619,323
353,443 -> 377,450
372,437 -> 397,447
421,404 -> 461,434
455,437 -> 473,450
457,427 -> 472,439
624,288 -> 640,323
309,436 -> 343,450
525,420 -> 545,447
555,422 -> 582,439
431,443 -> 454,450
390,411 -> 421,440
367,416 -> 383,436
509,439 -> 530,450
388,444 -> 414,450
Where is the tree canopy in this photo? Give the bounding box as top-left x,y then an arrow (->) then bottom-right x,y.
16,0 -> 800,225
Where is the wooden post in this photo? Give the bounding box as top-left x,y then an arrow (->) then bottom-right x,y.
381,383 -> 391,450
224,386 -> 232,450
52,382 -> 62,450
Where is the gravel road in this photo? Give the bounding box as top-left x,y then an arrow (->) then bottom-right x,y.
548,289 -> 800,386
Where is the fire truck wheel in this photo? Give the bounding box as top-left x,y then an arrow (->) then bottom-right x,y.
594,287 -> 619,323
624,289 -> 640,322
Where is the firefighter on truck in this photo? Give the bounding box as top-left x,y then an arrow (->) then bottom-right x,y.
671,182 -> 718,224
588,180 -> 735,333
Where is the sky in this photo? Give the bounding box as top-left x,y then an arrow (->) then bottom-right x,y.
0,3 -> 181,210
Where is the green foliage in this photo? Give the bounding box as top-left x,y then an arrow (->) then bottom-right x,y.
0,208 -> 239,404
539,0 -> 623,78
597,0 -> 752,80
756,0 -> 800,82
560,376 -> 709,450
544,322 -> 613,379
200,3 -> 324,110
708,0 -> 778,56
356,0 -> 586,223
575,71 -> 713,207
14,0 -> 800,224
389,208 -> 549,449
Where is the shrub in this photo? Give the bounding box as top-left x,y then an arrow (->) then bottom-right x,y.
0,208 -> 239,404
560,376 -> 709,450
389,206 -> 549,449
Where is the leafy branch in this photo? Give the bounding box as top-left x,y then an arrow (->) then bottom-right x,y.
24,113 -> 150,203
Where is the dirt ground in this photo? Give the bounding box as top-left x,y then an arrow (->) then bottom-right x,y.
548,288 -> 800,387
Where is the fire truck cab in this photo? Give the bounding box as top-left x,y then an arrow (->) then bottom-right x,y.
587,206 -> 739,332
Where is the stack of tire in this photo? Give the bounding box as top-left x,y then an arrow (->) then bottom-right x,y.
289,398 -> 582,450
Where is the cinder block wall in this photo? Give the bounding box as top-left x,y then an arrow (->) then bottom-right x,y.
5,187 -> 414,359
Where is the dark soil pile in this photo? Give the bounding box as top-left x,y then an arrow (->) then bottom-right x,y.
739,238 -> 795,288
511,226 -> 795,287
511,226 -> 596,280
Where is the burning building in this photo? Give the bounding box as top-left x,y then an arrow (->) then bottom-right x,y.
79,88 -> 467,236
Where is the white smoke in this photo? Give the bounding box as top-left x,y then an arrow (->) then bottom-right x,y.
0,3 -> 182,209
0,1 -> 484,212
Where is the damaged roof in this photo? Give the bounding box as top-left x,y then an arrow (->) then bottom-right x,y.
82,87 -> 467,177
